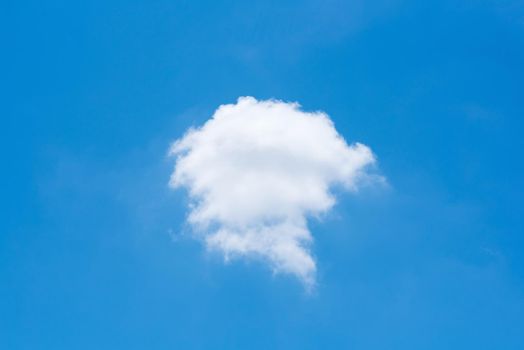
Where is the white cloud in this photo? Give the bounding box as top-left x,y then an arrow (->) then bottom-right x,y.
169,97 -> 379,288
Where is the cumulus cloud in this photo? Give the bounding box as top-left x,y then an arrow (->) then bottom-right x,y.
169,97 -> 378,288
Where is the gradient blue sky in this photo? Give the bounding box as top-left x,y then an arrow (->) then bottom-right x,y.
2,0 -> 524,349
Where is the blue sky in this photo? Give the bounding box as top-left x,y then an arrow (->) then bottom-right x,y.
2,0 -> 524,348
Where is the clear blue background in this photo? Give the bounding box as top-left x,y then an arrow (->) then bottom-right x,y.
2,0 -> 524,348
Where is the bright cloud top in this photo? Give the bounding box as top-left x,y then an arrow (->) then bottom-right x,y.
169,97 -> 377,287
